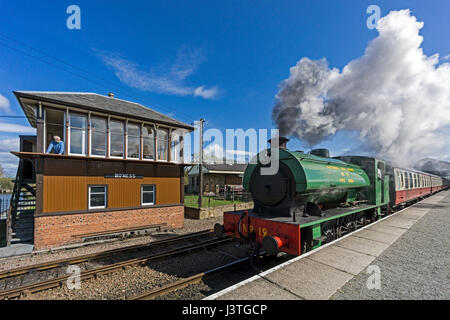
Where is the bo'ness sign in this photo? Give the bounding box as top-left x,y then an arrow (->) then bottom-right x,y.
104,173 -> 144,179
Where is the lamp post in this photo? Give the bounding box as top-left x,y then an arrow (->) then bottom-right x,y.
197,119 -> 205,208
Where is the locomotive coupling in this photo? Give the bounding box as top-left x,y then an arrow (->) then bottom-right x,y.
262,235 -> 283,256
214,223 -> 225,238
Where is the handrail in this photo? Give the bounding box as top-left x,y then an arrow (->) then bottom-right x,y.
7,159 -> 24,246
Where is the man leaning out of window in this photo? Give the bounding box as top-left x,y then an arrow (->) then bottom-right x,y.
46,135 -> 65,155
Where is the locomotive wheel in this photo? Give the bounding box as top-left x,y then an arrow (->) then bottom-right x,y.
323,228 -> 334,243
357,218 -> 365,228
371,210 -> 378,222
336,226 -> 343,238
302,240 -> 308,254
347,221 -> 355,231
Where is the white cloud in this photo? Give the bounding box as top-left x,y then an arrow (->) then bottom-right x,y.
0,94 -> 11,113
0,152 -> 18,177
194,86 -> 219,99
0,137 -> 20,177
0,137 -> 19,152
97,48 -> 219,99
202,142 -> 256,163
442,54 -> 450,61
273,10 -> 450,167
0,122 -> 35,134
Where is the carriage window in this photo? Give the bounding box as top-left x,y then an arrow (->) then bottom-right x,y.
91,116 -> 107,157
141,185 -> 155,206
143,125 -> 155,160
45,109 -> 66,154
89,186 -> 107,209
401,172 -> 404,188
127,123 -> 141,159
170,134 -> 183,163
157,128 -> 169,161
110,120 -> 125,158
69,113 -> 87,155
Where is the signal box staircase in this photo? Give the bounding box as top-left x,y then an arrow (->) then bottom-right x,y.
7,159 -> 36,245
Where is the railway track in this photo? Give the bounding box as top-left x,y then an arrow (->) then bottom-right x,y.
0,230 -> 233,299
127,195 -> 445,301
127,256 -> 252,300
0,229 -> 213,280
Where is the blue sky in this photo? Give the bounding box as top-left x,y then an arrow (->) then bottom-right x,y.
0,1 -> 449,176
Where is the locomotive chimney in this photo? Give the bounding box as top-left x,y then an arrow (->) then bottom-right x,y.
268,136 -> 289,150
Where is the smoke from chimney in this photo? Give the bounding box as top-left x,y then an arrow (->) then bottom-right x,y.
272,10 -> 450,166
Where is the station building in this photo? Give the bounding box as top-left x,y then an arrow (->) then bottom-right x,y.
7,91 -> 193,250
186,163 -> 247,195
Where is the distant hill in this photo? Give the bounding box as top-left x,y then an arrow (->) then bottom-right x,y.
414,158 -> 450,178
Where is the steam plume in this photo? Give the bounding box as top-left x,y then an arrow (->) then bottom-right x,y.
273,10 -> 450,166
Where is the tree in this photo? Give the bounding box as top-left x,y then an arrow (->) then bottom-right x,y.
0,178 -> 13,192
0,164 -> 13,192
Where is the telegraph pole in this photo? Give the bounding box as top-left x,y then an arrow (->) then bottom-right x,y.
198,119 -> 205,208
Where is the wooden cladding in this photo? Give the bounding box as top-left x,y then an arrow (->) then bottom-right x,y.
40,158 -> 182,214
43,175 -> 180,213
39,158 -> 181,177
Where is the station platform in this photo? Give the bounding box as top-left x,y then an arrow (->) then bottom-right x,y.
0,244 -> 34,259
205,190 -> 450,300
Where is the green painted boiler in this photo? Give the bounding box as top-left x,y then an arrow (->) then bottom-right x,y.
244,148 -> 370,217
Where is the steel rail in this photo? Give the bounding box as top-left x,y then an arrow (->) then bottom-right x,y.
127,256 -> 252,300
0,234 -> 231,299
0,229 -> 214,280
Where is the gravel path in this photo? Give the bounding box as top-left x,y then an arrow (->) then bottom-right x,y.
332,192 -> 450,300
0,216 -> 223,273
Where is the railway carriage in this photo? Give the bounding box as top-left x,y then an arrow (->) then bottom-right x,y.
215,137 -> 444,257
389,167 -> 443,207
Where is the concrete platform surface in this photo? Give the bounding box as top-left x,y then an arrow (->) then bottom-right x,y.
0,244 -> 34,258
206,190 -> 450,300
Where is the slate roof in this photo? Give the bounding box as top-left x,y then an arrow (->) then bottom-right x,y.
13,91 -> 194,130
203,163 -> 248,172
